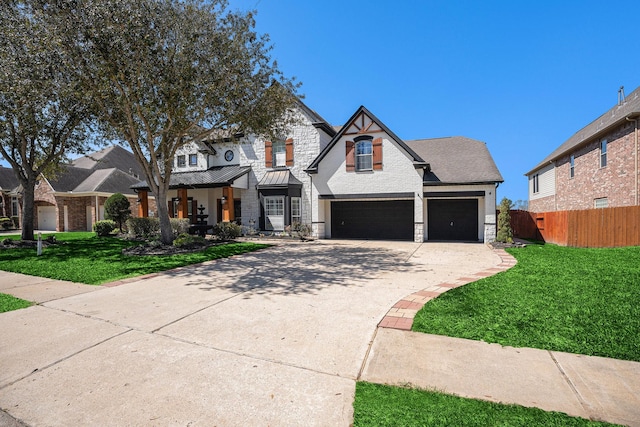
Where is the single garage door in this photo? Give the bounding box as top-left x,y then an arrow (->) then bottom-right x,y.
37,206 -> 57,231
331,200 -> 413,240
428,199 -> 478,241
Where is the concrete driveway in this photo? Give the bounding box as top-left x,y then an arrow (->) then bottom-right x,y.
0,240 -> 501,426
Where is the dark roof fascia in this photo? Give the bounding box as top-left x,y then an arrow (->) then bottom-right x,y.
318,192 -> 414,200
312,121 -> 337,138
131,166 -> 250,191
525,110 -> 640,176
306,105 -> 427,173
294,98 -> 336,138
423,180 -> 503,186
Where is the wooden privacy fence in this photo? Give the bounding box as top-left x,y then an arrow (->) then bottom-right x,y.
510,206 -> 640,248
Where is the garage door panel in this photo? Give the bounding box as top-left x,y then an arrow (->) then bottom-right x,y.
37,206 -> 57,231
428,199 -> 478,241
331,200 -> 413,240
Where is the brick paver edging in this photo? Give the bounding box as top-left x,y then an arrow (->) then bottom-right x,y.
378,247 -> 517,331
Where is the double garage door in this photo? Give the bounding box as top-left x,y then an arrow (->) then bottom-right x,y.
331,200 -> 414,240
330,199 -> 479,241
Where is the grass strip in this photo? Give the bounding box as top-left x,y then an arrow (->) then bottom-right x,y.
0,293 -> 33,313
353,382 -> 619,426
412,244 -> 640,361
0,232 -> 269,285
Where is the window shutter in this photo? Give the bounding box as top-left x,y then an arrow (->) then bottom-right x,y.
373,137 -> 383,170
265,140 -> 273,168
285,138 -> 294,166
345,140 -> 355,172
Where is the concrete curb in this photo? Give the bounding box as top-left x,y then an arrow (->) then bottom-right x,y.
378,247 -> 517,330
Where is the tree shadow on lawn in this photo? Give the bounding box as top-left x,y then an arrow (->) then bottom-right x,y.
162,242 -> 430,297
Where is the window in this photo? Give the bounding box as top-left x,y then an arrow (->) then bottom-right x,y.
600,139 -> 607,167
532,174 -> 539,194
11,197 -> 18,217
172,197 -> 193,218
189,153 -> 198,166
272,140 -> 286,167
177,155 -> 186,167
355,140 -> 373,171
570,155 -> 575,178
594,198 -> 608,208
264,196 -> 284,230
291,197 -> 301,224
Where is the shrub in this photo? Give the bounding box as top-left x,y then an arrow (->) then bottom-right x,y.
93,220 -> 117,236
496,197 -> 514,243
170,218 -> 191,237
292,221 -> 312,239
11,216 -> 19,228
173,233 -> 206,248
0,217 -> 12,230
104,193 -> 131,231
126,217 -> 160,238
212,221 -> 242,240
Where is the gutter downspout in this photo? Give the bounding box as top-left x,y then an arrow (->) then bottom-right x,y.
627,115 -> 639,205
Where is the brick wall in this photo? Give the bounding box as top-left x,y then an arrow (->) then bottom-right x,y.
528,194 -> 556,212
554,121 -> 638,210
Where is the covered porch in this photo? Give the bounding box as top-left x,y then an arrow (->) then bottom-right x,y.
132,166 -> 250,231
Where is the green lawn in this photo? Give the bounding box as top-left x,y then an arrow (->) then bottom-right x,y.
0,293 -> 32,313
412,243 -> 640,361
0,232 -> 269,285
353,382 -> 618,426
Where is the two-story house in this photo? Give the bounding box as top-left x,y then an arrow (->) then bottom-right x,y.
526,86 -> 640,212
133,100 -> 504,242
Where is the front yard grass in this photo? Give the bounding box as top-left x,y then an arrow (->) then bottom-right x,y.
353,382 -> 618,426
0,293 -> 33,313
0,232 -> 269,285
412,243 -> 640,361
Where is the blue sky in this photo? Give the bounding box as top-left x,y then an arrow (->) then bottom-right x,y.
231,0 -> 640,205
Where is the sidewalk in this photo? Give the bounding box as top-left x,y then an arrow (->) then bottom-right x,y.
361,329 -> 640,426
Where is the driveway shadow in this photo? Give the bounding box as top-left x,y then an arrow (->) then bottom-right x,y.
162,242 -> 429,297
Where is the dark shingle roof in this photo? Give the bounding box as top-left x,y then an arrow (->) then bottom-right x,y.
73,168 -> 140,194
131,165 -> 251,190
405,137 -> 504,185
526,86 -> 640,175
46,166 -> 94,192
0,167 -> 20,192
72,145 -> 143,178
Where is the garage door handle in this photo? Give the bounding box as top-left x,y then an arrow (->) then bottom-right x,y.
450,221 -> 454,227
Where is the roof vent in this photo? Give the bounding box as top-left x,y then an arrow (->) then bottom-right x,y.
618,86 -> 625,105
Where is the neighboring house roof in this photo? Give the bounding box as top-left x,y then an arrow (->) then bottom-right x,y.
526,86 -> 640,176
406,137 -> 504,185
46,166 -> 94,192
73,168 -> 141,194
72,145 -> 143,178
306,105 -> 428,173
131,165 -> 251,190
256,170 -> 303,189
0,167 -> 20,192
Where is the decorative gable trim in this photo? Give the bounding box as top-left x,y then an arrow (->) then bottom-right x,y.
306,105 -> 427,174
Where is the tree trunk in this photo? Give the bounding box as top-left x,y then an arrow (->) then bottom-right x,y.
154,183 -> 173,245
20,179 -> 36,241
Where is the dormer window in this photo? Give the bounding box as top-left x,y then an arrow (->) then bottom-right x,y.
189,153 -> 198,166
177,155 -> 186,167
355,136 -> 373,171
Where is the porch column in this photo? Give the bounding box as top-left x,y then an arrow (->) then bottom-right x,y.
178,188 -> 188,219
222,186 -> 234,222
137,190 -> 149,218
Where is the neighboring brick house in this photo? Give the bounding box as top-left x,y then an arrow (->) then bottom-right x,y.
3,145 -> 148,231
526,86 -> 640,212
135,101 -> 504,242
0,167 -> 21,223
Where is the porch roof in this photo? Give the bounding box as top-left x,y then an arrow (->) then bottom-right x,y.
131,165 -> 251,190
256,169 -> 303,189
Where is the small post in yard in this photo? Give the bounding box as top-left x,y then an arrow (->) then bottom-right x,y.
37,232 -> 42,256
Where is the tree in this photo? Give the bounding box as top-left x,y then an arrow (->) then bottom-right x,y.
496,197 -> 514,243
39,0 -> 298,244
104,193 -> 131,231
0,1 -> 92,240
